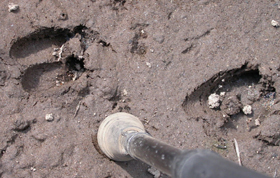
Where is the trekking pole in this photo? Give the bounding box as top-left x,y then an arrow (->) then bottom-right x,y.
97,112 -> 271,178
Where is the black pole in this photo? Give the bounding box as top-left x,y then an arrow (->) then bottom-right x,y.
172,149 -> 271,178
125,132 -> 181,176
97,113 -> 271,178
125,132 -> 271,178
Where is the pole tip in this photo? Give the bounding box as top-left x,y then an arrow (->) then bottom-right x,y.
97,112 -> 146,161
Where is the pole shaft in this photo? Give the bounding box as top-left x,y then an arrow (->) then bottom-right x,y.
125,133 -> 270,178
126,133 -> 181,176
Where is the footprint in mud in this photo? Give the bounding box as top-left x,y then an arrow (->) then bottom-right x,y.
183,64 -> 261,119
21,56 -> 85,93
21,62 -> 62,92
9,27 -> 92,93
10,27 -> 71,65
182,63 -> 278,141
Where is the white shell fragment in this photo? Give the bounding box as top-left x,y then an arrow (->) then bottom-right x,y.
8,3 -> 19,12
208,93 -> 221,109
123,89 -> 128,96
255,118 -> 260,126
146,62 -> 152,68
148,167 -> 161,178
271,20 -> 280,27
242,105 -> 252,115
30,167 -> 36,172
45,113 -> 54,121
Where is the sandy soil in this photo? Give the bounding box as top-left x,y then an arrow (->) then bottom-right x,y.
0,0 -> 280,177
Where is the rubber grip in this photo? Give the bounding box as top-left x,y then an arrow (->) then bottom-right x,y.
172,149 -> 271,178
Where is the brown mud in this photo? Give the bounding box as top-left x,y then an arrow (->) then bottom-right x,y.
0,0 -> 280,177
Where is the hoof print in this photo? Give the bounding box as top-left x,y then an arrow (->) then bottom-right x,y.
21,63 -> 62,93
10,26 -> 90,94
21,56 -> 85,93
182,64 -> 268,135
9,27 -> 71,65
183,65 -> 261,118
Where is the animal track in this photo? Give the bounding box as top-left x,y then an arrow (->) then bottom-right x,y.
183,64 -> 259,117
10,27 -> 71,66
9,26 -> 93,93
21,62 -> 62,92
182,63 -> 278,140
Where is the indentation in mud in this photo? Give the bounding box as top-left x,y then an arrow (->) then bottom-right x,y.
65,56 -> 85,72
9,28 -> 71,64
184,28 -> 213,42
22,56 -> 85,93
129,23 -> 149,55
73,25 -> 100,50
13,25 -> 99,94
183,63 -> 265,134
0,70 -> 7,86
111,0 -> 126,10
181,44 -> 194,54
182,28 -> 214,54
62,55 -> 85,82
9,26 -> 99,66
183,64 -> 261,118
183,63 -> 279,144
21,62 -> 62,92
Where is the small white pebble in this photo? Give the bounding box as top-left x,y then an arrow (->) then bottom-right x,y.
255,118 -> 260,126
271,20 -> 280,27
8,3 -> 19,12
220,92 -> 226,97
208,93 -> 221,109
56,80 -> 62,86
123,89 -> 128,96
148,167 -> 161,178
30,167 -> 36,172
146,62 -> 152,68
242,105 -> 252,115
45,113 -> 54,121
72,72 -> 78,81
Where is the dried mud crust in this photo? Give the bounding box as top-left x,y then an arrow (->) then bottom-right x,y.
1,0 -> 280,178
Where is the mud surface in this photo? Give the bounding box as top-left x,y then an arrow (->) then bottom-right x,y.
0,0 -> 280,177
